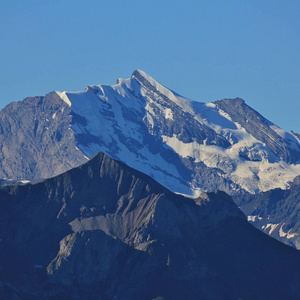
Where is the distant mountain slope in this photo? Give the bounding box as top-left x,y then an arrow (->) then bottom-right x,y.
1,152 -> 300,299
236,176 -> 300,249
214,98 -> 300,163
0,92 -> 85,180
1,70 -> 300,196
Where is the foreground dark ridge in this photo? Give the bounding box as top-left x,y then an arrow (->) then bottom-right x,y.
1,152 -> 300,299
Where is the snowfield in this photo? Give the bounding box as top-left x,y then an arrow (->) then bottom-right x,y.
55,70 -> 300,196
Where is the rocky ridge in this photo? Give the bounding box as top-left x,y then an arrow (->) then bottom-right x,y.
1,152 -> 300,299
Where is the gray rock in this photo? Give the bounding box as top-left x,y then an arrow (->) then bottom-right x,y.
0,92 -> 86,180
1,152 -> 300,299
214,98 -> 300,163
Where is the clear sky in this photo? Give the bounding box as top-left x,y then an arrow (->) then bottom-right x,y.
1,0 -> 299,132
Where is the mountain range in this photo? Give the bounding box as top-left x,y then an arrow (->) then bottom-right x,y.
1,70 -> 300,298
1,70 -> 300,197
1,152 -> 300,299
2,70 -> 300,248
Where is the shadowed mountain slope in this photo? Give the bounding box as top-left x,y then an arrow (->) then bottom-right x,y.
0,152 -> 300,299
237,176 -> 300,249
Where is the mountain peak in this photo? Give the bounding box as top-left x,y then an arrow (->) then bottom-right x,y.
214,97 -> 245,107
131,69 -> 151,80
131,69 -> 160,90
116,69 -> 162,93
131,69 -> 186,107
2,70 -> 300,198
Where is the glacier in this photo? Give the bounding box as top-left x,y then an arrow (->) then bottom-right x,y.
53,69 -> 300,196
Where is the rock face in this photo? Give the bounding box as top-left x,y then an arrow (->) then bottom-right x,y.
236,176 -> 300,249
0,92 -> 85,180
214,98 -> 300,164
1,152 -> 300,299
1,70 -> 300,196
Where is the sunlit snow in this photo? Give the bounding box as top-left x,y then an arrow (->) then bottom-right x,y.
56,69 -> 300,196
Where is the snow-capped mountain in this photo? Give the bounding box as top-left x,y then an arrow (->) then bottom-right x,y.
5,69 -> 300,196
1,70 -> 300,197
59,70 -> 300,196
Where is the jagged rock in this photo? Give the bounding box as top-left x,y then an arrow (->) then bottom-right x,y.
237,177 -> 300,249
214,98 -> 300,163
0,152 -> 300,299
0,92 -> 85,180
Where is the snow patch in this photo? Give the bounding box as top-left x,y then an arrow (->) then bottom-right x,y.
20,180 -> 30,184
162,134 -> 300,194
265,223 -> 279,235
56,91 -> 71,106
247,215 -> 263,222
279,223 -> 286,238
165,108 -> 173,120
279,223 -> 298,239
205,103 -> 216,108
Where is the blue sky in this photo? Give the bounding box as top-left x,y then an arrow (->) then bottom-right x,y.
1,0 -> 299,132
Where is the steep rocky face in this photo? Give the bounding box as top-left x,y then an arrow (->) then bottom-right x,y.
236,177 -> 300,249
1,152 -> 300,299
0,92 -> 86,180
214,98 -> 300,164
132,70 -> 231,148
1,70 -> 300,196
